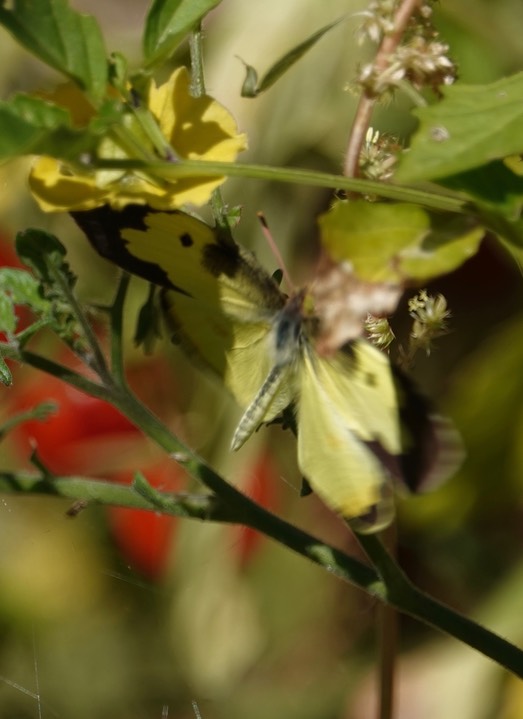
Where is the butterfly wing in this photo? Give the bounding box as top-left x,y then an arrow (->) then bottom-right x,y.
74,205 -> 294,415
297,340 -> 401,528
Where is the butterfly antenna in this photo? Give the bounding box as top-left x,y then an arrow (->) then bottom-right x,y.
257,212 -> 295,293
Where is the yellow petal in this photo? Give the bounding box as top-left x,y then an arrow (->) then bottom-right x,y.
38,83 -> 96,127
29,157 -> 110,212
29,67 -> 247,212
149,67 -> 247,162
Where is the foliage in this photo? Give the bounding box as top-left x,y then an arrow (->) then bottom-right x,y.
0,1 -> 522,718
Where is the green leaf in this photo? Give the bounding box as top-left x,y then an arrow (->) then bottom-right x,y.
108,52 -> 129,95
442,160 -> 523,219
0,290 -> 17,335
143,0 -> 222,68
428,161 -> 523,249
134,284 -> 162,353
0,0 -> 108,102
240,17 -> 344,97
0,268 -> 50,313
0,268 -> 54,346
0,94 -> 99,160
239,63 -> 259,99
398,214 -> 484,280
0,402 -> 57,437
0,354 -> 12,385
15,230 -> 86,349
474,209 -> 523,249
397,72 -> 523,182
318,201 -> 484,283
16,230 -> 69,285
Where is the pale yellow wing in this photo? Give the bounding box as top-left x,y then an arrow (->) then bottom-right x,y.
119,210 -> 295,415
297,340 -> 400,527
162,290 -> 295,413
75,206 -> 296,428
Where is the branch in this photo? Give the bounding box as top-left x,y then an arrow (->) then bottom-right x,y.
356,532 -> 523,679
344,0 -> 422,177
0,467 -> 521,677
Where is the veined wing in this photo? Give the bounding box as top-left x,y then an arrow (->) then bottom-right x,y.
74,205 -> 294,413
297,341 -> 401,525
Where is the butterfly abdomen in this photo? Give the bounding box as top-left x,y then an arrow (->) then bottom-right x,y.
231,364 -> 290,451
231,295 -> 307,451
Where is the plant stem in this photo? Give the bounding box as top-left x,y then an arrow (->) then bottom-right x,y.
356,532 -> 523,678
344,0 -> 422,177
377,523 -> 399,719
109,272 -> 130,387
188,23 -> 231,228
378,603 -> 398,719
2,347 -> 522,676
189,23 -> 206,97
91,158 -> 467,213
0,469 -> 382,593
1,363 -> 522,678
49,260 -> 110,382
1,460 -> 522,677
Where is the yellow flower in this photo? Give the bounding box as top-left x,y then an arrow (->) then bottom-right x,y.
29,67 -> 247,212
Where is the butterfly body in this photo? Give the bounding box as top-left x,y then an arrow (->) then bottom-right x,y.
74,206 -> 416,530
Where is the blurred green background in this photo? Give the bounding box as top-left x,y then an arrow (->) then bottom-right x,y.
0,1 -> 523,717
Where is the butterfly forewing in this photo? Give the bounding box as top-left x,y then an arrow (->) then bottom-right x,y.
298,342 -> 400,531
331,343 -> 401,454
297,346 -> 394,521
75,206 -> 291,414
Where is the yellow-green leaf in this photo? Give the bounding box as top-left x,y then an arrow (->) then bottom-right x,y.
319,200 -> 484,283
0,0 -> 108,103
397,72 -> 523,183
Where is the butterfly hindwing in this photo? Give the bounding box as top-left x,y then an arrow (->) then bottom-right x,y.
297,340 -> 401,525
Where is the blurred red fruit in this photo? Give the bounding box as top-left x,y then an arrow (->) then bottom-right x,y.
8,371 -> 139,474
233,451 -> 280,569
107,461 -> 184,580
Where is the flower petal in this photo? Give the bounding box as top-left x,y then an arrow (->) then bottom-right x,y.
149,67 -> 247,163
29,66 -> 247,212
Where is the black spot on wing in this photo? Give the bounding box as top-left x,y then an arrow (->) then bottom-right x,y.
363,371 -> 377,387
180,232 -> 193,248
72,205 -> 177,291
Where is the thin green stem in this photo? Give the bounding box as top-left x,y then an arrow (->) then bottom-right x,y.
377,525 -> 399,719
188,24 -> 230,228
1,458 -> 522,677
2,344 -> 523,677
90,158 -> 467,213
396,78 -> 427,107
378,604 -> 398,719
356,533 -> 523,679
49,263 -> 110,381
0,469 -> 381,594
2,347 -> 110,402
109,122 -> 164,166
4,343 -> 378,591
130,105 -> 178,161
108,272 -> 131,386
189,23 -> 206,97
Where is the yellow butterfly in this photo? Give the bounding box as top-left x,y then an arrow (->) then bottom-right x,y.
74,206 -> 425,531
